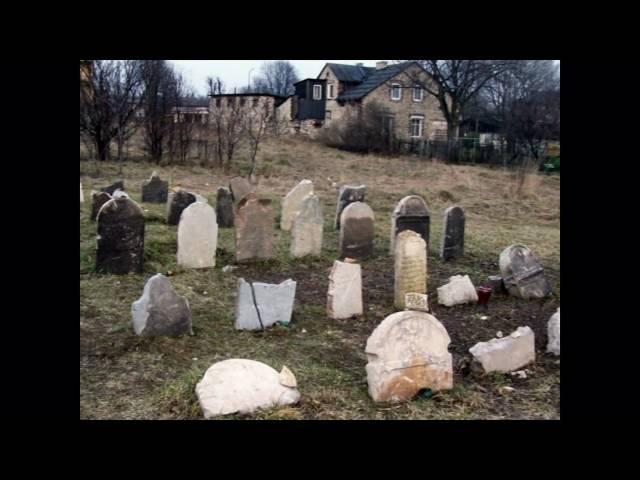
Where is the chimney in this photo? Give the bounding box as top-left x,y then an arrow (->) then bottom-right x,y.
376,61 -> 388,70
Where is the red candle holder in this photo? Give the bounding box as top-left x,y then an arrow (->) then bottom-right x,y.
477,286 -> 493,310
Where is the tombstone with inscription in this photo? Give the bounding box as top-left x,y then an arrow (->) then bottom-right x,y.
440,206 -> 465,260
339,201 -> 375,259
394,230 -> 427,309
335,185 -> 366,229
235,194 -> 274,262
389,195 -> 430,254
499,244 -> 552,299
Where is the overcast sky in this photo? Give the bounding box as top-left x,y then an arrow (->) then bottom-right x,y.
169,60 -> 385,95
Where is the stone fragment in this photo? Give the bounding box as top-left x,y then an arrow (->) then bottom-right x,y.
96,197 -> 145,274
469,326 -> 536,373
235,278 -> 296,330
177,202 -> 218,268
131,273 -> 192,336
339,201 -> 375,259
90,191 -> 112,221
216,187 -> 235,228
547,308 -> 560,355
405,293 -> 429,312
499,244 -> 552,299
290,194 -> 323,257
440,206 -> 465,260
335,185 -> 366,229
281,179 -> 314,231
394,230 -> 427,309
437,275 -> 478,307
389,195 -> 430,254
327,260 -> 363,319
142,172 -> 169,203
235,194 -> 274,262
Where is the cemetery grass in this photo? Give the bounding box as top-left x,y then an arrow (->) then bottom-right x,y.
80,138 -> 560,420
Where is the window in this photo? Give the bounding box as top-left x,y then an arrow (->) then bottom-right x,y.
327,83 -> 335,99
228,97 -> 235,105
410,116 -> 424,138
413,85 -> 423,101
313,84 -> 322,100
326,110 -> 332,120
215,98 -> 221,107
391,83 -> 402,101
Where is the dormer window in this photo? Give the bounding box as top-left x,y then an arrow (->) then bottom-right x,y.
413,85 -> 424,102
391,83 -> 402,101
313,84 -> 322,100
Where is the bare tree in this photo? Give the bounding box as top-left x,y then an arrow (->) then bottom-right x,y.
112,61 -> 145,164
210,90 -> 245,172
243,97 -> 273,181
251,61 -> 299,96
206,76 -> 225,95
167,73 -> 197,165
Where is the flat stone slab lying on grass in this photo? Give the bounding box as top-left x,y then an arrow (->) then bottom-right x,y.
281,179 -> 314,231
469,326 -> 535,373
327,259 -> 363,319
196,359 -> 300,418
499,244 -> 552,299
235,278 -> 296,330
101,181 -> 124,196
90,191 -> 112,221
437,275 -> 478,307
142,171 -> 168,203
366,311 -> 453,403
131,273 -> 192,336
177,201 -> 218,268
547,308 -> 560,355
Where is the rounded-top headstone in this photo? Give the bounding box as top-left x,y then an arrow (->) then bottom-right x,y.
177,201 -> 218,269
339,201 -> 375,259
394,230 -> 427,309
335,184 -> 366,229
281,179 -> 314,231
390,195 -> 430,254
440,205 -> 465,260
499,244 -> 552,299
235,193 -> 274,263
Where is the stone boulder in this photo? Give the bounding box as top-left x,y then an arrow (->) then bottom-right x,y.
547,308 -> 560,355
196,359 -> 300,418
469,326 -> 536,373
437,275 -> 478,307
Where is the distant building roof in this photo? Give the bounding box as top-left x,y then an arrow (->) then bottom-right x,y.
335,62 -> 417,101
323,63 -> 375,83
208,93 -> 287,99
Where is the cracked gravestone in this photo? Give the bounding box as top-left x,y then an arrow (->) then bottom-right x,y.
327,259 -> 363,319
469,326 -> 535,373
234,278 -> 296,330
437,275 -> 478,307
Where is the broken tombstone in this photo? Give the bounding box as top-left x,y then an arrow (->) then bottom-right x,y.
235,278 -> 296,330
405,293 -> 429,312
499,244 -> 552,299
469,326 -> 535,373
437,275 -> 478,307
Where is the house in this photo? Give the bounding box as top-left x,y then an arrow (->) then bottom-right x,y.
208,93 -> 288,130
277,61 -> 448,140
171,106 -> 210,124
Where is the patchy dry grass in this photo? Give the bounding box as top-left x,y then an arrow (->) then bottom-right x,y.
80,137 -> 560,420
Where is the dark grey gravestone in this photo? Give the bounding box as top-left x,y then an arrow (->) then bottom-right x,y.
335,185 -> 366,229
216,187 -> 235,228
390,195 -> 430,253
90,191 -> 112,222
440,206 -> 465,260
131,273 -> 193,336
101,181 -> 124,196
499,244 -> 552,299
339,201 -> 375,259
96,197 -> 145,274
142,172 -> 168,203
167,190 -> 196,225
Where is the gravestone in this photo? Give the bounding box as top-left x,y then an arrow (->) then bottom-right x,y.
90,191 -> 112,221
96,197 -> 145,274
177,202 -> 218,268
469,326 -> 535,373
547,308 -> 560,355
440,206 -> 465,260
131,273 -> 192,336
339,201 -> 375,259
229,176 -> 254,206
235,278 -> 297,330
327,259 -> 363,319
142,171 -> 169,203
167,190 -> 196,225
405,293 -> 429,312
389,195 -> 430,254
437,275 -> 478,307
290,194 -> 323,257
101,181 -> 124,196
80,182 -> 84,203
335,185 -> 366,229
196,359 -> 300,418
394,230 -> 427,310
235,194 -> 274,263
281,179 -> 314,231
499,244 -> 552,299
366,311 -> 453,403
216,187 -> 235,228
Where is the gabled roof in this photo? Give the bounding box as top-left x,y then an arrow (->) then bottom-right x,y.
323,63 -> 375,83
336,61 -> 416,101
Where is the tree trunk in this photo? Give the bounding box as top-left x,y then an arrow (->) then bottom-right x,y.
95,137 -> 110,161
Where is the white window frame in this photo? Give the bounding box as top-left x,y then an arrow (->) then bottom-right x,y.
410,115 -> 424,138
391,83 -> 402,101
413,85 -> 423,102
327,83 -> 335,99
313,84 -> 322,100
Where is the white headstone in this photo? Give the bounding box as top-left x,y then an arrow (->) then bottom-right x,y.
177,202 -> 218,268
469,326 -> 535,373
437,275 -> 478,306
327,259 -> 363,319
291,194 -> 323,257
281,179 -> 314,231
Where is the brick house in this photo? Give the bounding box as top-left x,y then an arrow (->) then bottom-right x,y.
278,61 -> 448,140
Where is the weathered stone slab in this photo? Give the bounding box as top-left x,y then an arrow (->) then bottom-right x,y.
291,194 -> 323,257
366,311 -> 453,403
339,201 -> 375,259
167,190 -> 196,225
96,197 -> 145,274
142,171 -> 168,203
499,244 -> 552,299
281,179 -> 314,231
229,176 -> 254,206
405,293 -> 429,312
101,181 -> 124,196
90,191 -> 112,221
547,308 -> 560,355
389,195 -> 430,254
469,326 -> 536,373
437,275 -> 478,307
131,273 -> 192,336
335,185 -> 366,229
177,202 -> 218,268
196,359 -> 300,418
440,206 -> 465,260
235,278 -> 296,330
394,230 -> 427,309
327,259 -> 363,319
80,182 -> 84,203
216,187 -> 235,228
235,194 -> 274,263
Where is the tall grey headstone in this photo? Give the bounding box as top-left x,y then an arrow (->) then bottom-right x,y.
291,194 -> 323,257
499,244 -> 552,299
235,278 -> 297,330
167,190 -> 196,225
142,171 -> 169,203
177,202 -> 218,268
216,187 -> 235,228
235,194 -> 274,263
96,197 -> 145,274
335,185 -> 366,229
440,206 -> 465,260
281,179 -> 314,231
131,273 -> 192,336
339,201 -> 375,259
389,195 -> 430,254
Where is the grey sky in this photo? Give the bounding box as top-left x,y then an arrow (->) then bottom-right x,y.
169,60 -> 385,95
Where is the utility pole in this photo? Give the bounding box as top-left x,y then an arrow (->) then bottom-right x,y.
248,68 -> 254,91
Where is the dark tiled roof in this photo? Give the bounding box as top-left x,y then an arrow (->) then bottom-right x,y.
336,62 -> 415,101
324,63 -> 375,83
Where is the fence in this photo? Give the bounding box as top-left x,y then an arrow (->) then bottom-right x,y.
396,138 -> 513,165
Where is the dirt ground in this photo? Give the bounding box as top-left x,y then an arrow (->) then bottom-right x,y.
80,137 -> 560,420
